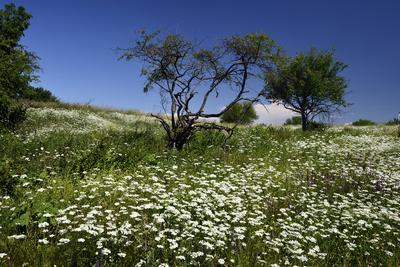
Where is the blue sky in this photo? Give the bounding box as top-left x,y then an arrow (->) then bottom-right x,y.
6,0 -> 400,123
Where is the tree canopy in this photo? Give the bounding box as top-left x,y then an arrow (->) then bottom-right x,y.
265,48 -> 348,131
0,3 -> 46,130
0,3 -> 39,99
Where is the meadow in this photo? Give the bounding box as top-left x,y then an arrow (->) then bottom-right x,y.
0,106 -> 399,266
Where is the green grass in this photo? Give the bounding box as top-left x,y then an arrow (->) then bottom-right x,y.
0,105 -> 399,266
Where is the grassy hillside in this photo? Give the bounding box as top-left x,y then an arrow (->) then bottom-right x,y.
0,105 -> 399,266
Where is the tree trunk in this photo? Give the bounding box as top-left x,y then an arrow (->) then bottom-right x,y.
167,126 -> 193,150
301,113 -> 308,131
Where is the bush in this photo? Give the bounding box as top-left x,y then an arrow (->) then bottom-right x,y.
352,119 -> 376,126
0,94 -> 27,130
284,116 -> 302,125
20,87 -> 58,102
220,102 -> 258,124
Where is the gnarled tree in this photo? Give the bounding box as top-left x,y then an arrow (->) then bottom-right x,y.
265,48 -> 348,131
120,31 -> 279,149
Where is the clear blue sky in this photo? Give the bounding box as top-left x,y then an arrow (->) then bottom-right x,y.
6,0 -> 400,123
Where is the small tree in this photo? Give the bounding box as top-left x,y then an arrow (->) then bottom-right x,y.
220,101 -> 258,124
120,31 -> 279,149
284,116 -> 302,126
265,48 -> 348,131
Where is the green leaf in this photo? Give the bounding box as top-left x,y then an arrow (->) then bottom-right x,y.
14,211 -> 30,226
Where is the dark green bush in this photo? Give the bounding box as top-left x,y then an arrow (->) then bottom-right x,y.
20,87 -> 58,102
0,94 -> 27,130
352,119 -> 376,126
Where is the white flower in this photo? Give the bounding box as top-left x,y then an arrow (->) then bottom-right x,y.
218,258 -> 225,265
385,250 -> 393,257
38,222 -> 49,228
130,211 -> 141,218
191,251 -> 204,258
58,238 -> 70,245
8,234 -> 26,240
118,252 -> 126,258
297,255 -> 308,262
38,238 -> 49,244
102,248 -> 111,255
0,253 -> 7,259
77,238 -> 85,243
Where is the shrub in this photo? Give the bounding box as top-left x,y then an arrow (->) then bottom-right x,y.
352,119 -> 376,126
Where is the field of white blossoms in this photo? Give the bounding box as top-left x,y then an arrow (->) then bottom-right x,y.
0,106 -> 399,266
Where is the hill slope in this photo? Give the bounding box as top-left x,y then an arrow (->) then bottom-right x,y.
0,106 -> 400,266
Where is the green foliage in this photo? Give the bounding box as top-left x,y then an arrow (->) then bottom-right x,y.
0,3 -> 31,49
284,116 -> 302,125
220,101 -> 258,124
265,48 -> 348,131
0,3 -> 39,130
0,92 -> 26,130
20,87 -> 58,102
0,156 -> 17,195
352,119 -> 376,126
0,131 -> 22,194
0,3 -> 39,99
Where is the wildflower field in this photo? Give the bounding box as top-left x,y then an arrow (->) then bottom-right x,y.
0,107 -> 399,266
